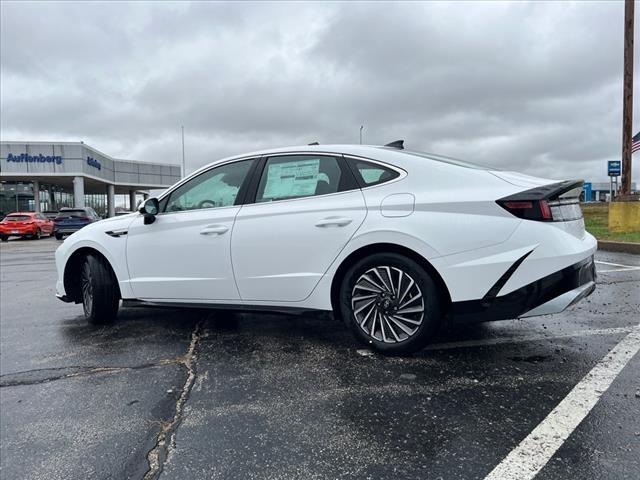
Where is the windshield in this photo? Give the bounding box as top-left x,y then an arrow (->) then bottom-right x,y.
387,148 -> 498,170
4,215 -> 32,222
56,210 -> 88,218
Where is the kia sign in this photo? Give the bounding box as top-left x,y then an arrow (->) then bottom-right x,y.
608,160 -> 621,177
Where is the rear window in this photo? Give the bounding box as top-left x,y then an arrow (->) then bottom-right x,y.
56,210 -> 88,218
5,215 -> 31,221
350,160 -> 400,187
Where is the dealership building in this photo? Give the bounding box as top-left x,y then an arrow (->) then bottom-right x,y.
1,142 -> 181,217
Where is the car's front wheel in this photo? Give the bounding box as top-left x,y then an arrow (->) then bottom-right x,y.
32,228 -> 41,240
55,233 -> 63,240
339,253 -> 443,355
80,254 -> 120,324
0,235 -> 8,242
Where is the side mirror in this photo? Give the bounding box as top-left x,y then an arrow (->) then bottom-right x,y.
139,198 -> 159,224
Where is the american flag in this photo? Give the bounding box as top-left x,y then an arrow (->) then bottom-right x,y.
633,131 -> 640,153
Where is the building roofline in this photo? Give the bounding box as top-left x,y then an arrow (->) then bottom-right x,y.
1,141 -> 179,168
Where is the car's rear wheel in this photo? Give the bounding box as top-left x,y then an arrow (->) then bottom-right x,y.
55,233 -> 63,240
339,253 -> 442,355
0,235 -> 8,242
80,254 -> 120,325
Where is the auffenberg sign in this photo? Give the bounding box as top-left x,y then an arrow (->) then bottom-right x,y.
6,153 -> 63,165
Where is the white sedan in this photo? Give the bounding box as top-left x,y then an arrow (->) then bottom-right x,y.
55,142 -> 596,354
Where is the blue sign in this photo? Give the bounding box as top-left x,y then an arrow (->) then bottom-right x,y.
583,182 -> 592,202
6,153 -> 62,165
87,156 -> 101,170
608,160 -> 621,176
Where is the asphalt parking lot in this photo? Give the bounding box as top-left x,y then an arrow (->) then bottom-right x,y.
0,237 -> 638,480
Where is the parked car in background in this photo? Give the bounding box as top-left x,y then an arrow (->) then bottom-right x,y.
0,212 -> 55,241
42,210 -> 59,220
54,142 -> 596,354
53,207 -> 100,240
115,210 -> 135,216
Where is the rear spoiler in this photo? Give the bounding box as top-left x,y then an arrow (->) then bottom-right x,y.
498,180 -> 584,202
497,180 -> 584,222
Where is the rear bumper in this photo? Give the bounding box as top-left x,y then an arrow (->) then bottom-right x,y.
451,255 -> 596,323
0,227 -> 36,236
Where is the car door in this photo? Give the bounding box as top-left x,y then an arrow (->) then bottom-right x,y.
231,153 -> 367,302
125,158 -> 256,301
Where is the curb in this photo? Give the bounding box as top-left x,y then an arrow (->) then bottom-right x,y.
597,240 -> 640,255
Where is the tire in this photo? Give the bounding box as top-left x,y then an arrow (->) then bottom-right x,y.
0,235 -> 8,242
338,253 -> 442,355
55,233 -> 63,240
80,254 -> 120,325
33,228 -> 41,240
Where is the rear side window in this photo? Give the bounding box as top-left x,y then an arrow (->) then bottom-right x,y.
255,155 -> 346,203
5,215 -> 31,221
350,160 -> 400,187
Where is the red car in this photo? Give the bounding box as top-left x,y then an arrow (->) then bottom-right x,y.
0,212 -> 55,241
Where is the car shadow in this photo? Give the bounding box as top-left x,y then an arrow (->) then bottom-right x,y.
57,302 -> 502,359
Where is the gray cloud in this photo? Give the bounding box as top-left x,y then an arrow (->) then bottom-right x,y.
1,0 -> 638,183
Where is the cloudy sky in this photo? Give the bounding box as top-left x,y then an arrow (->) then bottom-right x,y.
1,0 -> 638,183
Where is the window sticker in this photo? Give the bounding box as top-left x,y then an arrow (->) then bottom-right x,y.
263,159 -> 320,199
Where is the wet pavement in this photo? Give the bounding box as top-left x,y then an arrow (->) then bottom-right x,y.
1,237 -> 638,480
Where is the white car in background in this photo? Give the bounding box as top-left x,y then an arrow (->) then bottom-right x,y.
55,141 -> 596,354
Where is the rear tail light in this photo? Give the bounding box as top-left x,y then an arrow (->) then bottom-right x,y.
497,180 -> 584,222
498,200 -> 554,221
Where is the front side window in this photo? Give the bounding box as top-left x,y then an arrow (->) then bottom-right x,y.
163,159 -> 254,212
255,155 -> 344,203
351,160 -> 400,186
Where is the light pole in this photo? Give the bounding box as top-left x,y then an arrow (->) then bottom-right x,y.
181,125 -> 186,178
359,125 -> 364,145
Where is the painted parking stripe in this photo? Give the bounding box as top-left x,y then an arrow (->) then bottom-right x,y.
597,267 -> 640,273
426,326 -> 634,351
595,260 -> 639,268
483,324 -> 640,480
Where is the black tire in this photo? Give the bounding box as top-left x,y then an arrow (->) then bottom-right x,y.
33,228 -> 41,240
80,254 -> 120,325
338,253 -> 442,355
0,235 -> 8,242
55,233 -> 63,240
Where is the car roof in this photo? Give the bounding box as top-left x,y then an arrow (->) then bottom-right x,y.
188,144 -> 414,177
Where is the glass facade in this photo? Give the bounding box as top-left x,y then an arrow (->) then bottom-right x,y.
0,181 -> 135,217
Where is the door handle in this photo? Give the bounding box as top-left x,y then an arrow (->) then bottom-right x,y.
315,217 -> 353,228
200,225 -> 229,235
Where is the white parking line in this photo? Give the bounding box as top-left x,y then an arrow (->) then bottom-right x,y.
426,326 -> 634,351
597,267 -> 640,273
483,324 -> 640,480
595,260 -> 639,268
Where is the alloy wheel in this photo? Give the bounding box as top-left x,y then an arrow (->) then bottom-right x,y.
351,266 -> 425,343
81,262 -> 94,316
